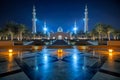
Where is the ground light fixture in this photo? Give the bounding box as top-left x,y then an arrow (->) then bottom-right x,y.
108,49 -> 113,53
8,49 -> 13,53
108,49 -> 113,56
9,53 -> 13,56
58,49 -> 63,53
57,49 -> 63,59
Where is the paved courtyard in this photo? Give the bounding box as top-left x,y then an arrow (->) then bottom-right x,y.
0,47 -> 120,80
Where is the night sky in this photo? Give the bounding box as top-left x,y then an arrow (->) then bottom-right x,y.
0,0 -> 120,32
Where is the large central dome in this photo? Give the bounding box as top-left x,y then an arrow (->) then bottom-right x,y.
57,27 -> 63,32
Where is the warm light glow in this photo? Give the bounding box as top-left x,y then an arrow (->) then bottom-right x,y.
34,46 -> 38,50
58,49 -> 63,53
8,49 -> 13,53
57,49 -> 63,59
109,49 -> 113,53
9,53 -> 13,56
109,53 -> 112,56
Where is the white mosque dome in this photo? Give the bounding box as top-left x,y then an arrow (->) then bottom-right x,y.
57,27 -> 63,32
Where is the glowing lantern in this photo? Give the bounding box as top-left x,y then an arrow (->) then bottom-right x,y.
9,53 -> 13,56
58,49 -> 63,53
109,53 -> 112,56
57,49 -> 63,59
34,46 -> 38,50
108,49 -> 113,53
8,49 -> 13,53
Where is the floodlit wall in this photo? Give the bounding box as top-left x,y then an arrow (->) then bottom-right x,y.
0,41 -> 14,46
107,41 -> 120,46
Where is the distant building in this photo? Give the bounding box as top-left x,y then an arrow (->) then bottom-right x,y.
83,5 -> 89,33
32,5 -> 89,38
32,6 -> 37,34
50,27 -> 71,40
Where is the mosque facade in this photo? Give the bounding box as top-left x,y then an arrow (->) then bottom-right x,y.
32,5 -> 88,40
50,27 -> 71,40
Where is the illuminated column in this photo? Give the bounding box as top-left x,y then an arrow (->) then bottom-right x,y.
43,21 -> 47,34
32,5 -> 37,34
73,21 -> 77,34
84,5 -> 88,33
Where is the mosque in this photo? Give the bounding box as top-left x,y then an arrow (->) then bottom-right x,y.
32,5 -> 88,40
50,27 -> 71,40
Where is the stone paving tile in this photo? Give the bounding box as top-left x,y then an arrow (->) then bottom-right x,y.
0,61 -> 20,74
101,61 -> 120,74
23,57 -> 35,67
21,52 -> 36,58
100,54 -> 120,75
0,72 -> 30,80
1,48 -> 120,80
91,72 -> 120,80
85,57 -> 98,67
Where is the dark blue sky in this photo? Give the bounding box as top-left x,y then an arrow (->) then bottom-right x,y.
0,0 -> 120,32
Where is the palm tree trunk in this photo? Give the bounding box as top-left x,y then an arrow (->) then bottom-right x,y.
20,32 -> 23,41
113,36 -> 116,40
10,32 -> 13,41
117,36 -> 119,40
0,36 -> 1,40
5,36 -> 8,40
93,36 -> 95,40
108,33 -> 110,41
17,36 -> 20,41
98,32 -> 101,41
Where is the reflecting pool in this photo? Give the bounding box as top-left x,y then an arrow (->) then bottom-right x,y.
16,48 -> 105,80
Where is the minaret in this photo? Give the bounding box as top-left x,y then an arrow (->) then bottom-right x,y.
73,21 -> 77,34
32,5 -> 37,34
43,21 -> 47,34
84,5 -> 88,33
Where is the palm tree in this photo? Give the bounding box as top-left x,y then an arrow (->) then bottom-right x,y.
0,29 -> 3,40
1,29 -> 8,40
112,29 -> 120,40
89,29 -> 98,40
105,25 -> 114,41
95,23 -> 104,40
4,22 -> 16,40
17,24 -> 26,41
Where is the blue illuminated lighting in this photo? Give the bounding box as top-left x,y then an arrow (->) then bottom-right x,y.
82,56 -> 86,70
43,54 -> 48,69
44,54 -> 48,61
43,27 -> 47,31
43,54 -> 48,63
35,66 -> 38,70
73,54 -> 77,60
72,53 -> 78,72
72,49 -> 79,70
35,18 -> 37,22
73,27 -> 77,31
